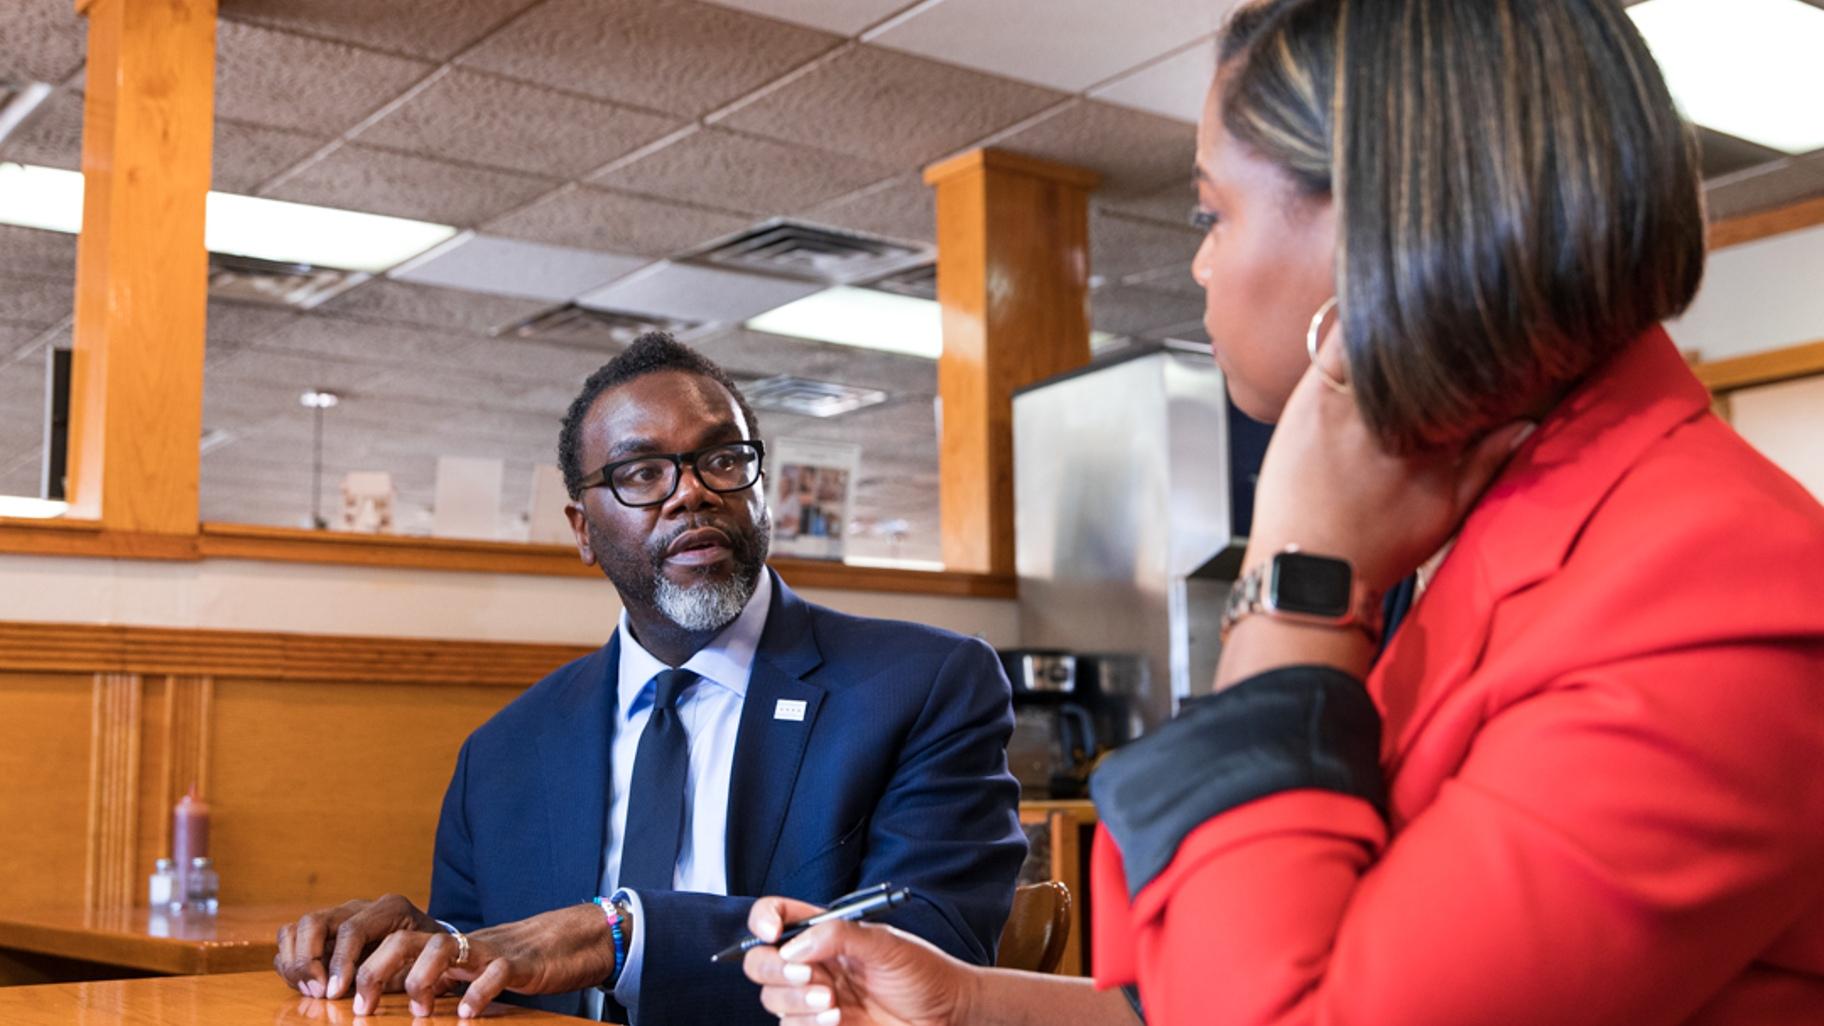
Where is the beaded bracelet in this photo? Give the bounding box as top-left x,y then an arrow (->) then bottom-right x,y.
591,896 -> 628,985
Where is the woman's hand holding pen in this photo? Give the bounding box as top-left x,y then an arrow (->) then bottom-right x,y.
743,896 -> 973,1026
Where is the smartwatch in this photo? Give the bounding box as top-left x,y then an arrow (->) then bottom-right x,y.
1221,547 -> 1382,643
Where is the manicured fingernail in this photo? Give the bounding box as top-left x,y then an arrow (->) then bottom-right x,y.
757,915 -> 780,941
780,938 -> 809,962
352,993 -> 368,1016
806,986 -> 831,1010
326,975 -> 342,998
783,962 -> 812,984
816,1010 -> 841,1026
459,1002 -> 475,1019
412,999 -> 430,1017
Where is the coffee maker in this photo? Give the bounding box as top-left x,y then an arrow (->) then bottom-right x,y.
997,649 -> 1146,799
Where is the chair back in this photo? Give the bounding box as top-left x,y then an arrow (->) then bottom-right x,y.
995,880 -> 1073,974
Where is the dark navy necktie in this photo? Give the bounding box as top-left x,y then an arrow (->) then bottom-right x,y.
618,668 -> 698,891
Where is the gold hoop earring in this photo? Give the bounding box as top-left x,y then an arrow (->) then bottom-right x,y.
1305,296 -> 1350,394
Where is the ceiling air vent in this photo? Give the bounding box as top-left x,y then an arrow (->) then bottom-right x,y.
208,253 -> 369,309
697,220 -> 926,285
868,263 -> 937,301
743,375 -> 888,419
501,304 -> 700,351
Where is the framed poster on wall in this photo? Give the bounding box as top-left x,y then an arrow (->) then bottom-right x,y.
767,438 -> 860,561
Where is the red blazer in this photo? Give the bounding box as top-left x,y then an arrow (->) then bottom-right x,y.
1092,327 -> 1824,1025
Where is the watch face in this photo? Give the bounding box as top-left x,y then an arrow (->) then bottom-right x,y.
1270,552 -> 1354,619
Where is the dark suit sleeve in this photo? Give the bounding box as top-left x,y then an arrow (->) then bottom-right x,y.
427,736 -> 484,932
628,636 -> 1026,1026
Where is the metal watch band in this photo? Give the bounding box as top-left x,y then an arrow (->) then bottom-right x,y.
1220,549 -> 1383,644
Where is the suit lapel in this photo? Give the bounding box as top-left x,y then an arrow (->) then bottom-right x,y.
536,635 -> 619,909
725,573 -> 825,895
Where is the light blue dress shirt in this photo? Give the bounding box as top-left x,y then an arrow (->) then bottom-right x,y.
587,570 -> 772,1022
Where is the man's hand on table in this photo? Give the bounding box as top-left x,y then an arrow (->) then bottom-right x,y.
275,894 -> 438,1000
366,903 -> 620,1018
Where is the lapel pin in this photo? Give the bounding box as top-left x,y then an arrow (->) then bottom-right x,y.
773,698 -> 807,722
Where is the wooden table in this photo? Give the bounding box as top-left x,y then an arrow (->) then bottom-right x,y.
0,904 -> 311,978
0,971 -> 584,1023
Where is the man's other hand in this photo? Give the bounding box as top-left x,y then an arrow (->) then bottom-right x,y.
274,894 -> 438,1000
391,903 -> 618,1019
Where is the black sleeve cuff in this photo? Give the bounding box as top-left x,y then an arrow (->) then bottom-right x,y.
1089,666 -> 1386,899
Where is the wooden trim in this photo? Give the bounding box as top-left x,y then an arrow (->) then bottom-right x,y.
923,148 -> 1103,190
1709,195 -> 1824,251
1691,339 -> 1824,393
0,622 -> 594,687
0,519 -> 1016,598
84,673 -> 141,911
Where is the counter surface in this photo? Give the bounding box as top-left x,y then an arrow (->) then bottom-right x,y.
0,971 -> 585,1024
0,904 -> 311,974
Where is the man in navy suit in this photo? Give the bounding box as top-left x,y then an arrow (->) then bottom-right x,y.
272,333 -> 1026,1024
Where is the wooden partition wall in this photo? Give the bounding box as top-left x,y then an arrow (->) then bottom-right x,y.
0,622 -> 592,913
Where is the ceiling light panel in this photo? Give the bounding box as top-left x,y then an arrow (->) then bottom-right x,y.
576,261 -> 825,323
744,286 -> 943,359
0,162 -> 458,273
389,233 -> 650,302
1629,0 -> 1824,154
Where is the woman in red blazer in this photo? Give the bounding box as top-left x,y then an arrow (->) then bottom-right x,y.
739,1 -> 1824,1024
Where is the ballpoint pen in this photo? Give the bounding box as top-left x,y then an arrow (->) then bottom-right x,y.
710,883 -> 911,963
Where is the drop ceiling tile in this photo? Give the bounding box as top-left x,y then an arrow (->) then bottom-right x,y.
316,279 -> 551,336
214,20 -> 436,135
591,129 -> 895,216
1097,179 -> 1196,230
1090,284 -> 1204,338
262,143 -> 557,227
463,337 -> 623,390
390,233 -> 650,302
714,45 -> 1066,166
1116,262 -> 1203,299
213,120 -> 333,194
0,226 -> 77,283
0,271 -> 73,327
254,315 -> 482,368
206,347 -> 393,398
485,186 -> 753,258
577,262 -> 824,323
0,93 -> 333,196
218,0 -> 543,62
801,175 -> 936,245
1090,39 -> 1215,125
867,0 -> 1228,93
206,299 -> 304,348
457,0 -> 843,118
991,99 -> 1195,201
0,87 -> 81,169
0,0 -> 86,83
351,68 -> 685,180
698,0 -> 912,36
1091,209 -> 1202,282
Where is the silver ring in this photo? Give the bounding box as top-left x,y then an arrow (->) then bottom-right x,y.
1305,296 -> 1351,394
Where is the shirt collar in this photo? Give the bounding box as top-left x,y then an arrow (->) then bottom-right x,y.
616,570 -> 773,720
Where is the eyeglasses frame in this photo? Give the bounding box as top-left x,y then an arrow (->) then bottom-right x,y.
576,439 -> 767,509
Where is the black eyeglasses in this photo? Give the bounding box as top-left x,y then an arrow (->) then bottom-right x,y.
578,440 -> 766,509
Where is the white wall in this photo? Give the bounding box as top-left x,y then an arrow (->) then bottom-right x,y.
0,554 -> 1021,648
1667,224 -> 1824,360
1730,375 -> 1824,502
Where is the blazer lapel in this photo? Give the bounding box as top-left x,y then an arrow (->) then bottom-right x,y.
536,635 -> 619,909
725,573 -> 826,895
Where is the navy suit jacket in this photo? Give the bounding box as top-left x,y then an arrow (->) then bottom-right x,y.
427,573 -> 1027,1023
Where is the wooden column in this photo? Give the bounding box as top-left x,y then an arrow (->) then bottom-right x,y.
923,150 -> 1098,576
66,0 -> 216,533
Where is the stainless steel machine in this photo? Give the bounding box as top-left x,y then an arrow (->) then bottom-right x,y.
1010,342 -> 1271,733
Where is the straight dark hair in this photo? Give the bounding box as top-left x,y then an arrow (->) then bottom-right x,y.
1219,0 -> 1706,452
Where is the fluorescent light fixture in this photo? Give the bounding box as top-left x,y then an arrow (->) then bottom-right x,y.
0,163 -> 83,233
0,496 -> 69,520
1629,0 -> 1824,154
0,162 -> 457,273
745,286 -> 943,359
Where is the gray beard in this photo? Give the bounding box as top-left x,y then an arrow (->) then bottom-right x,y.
653,570 -> 753,633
